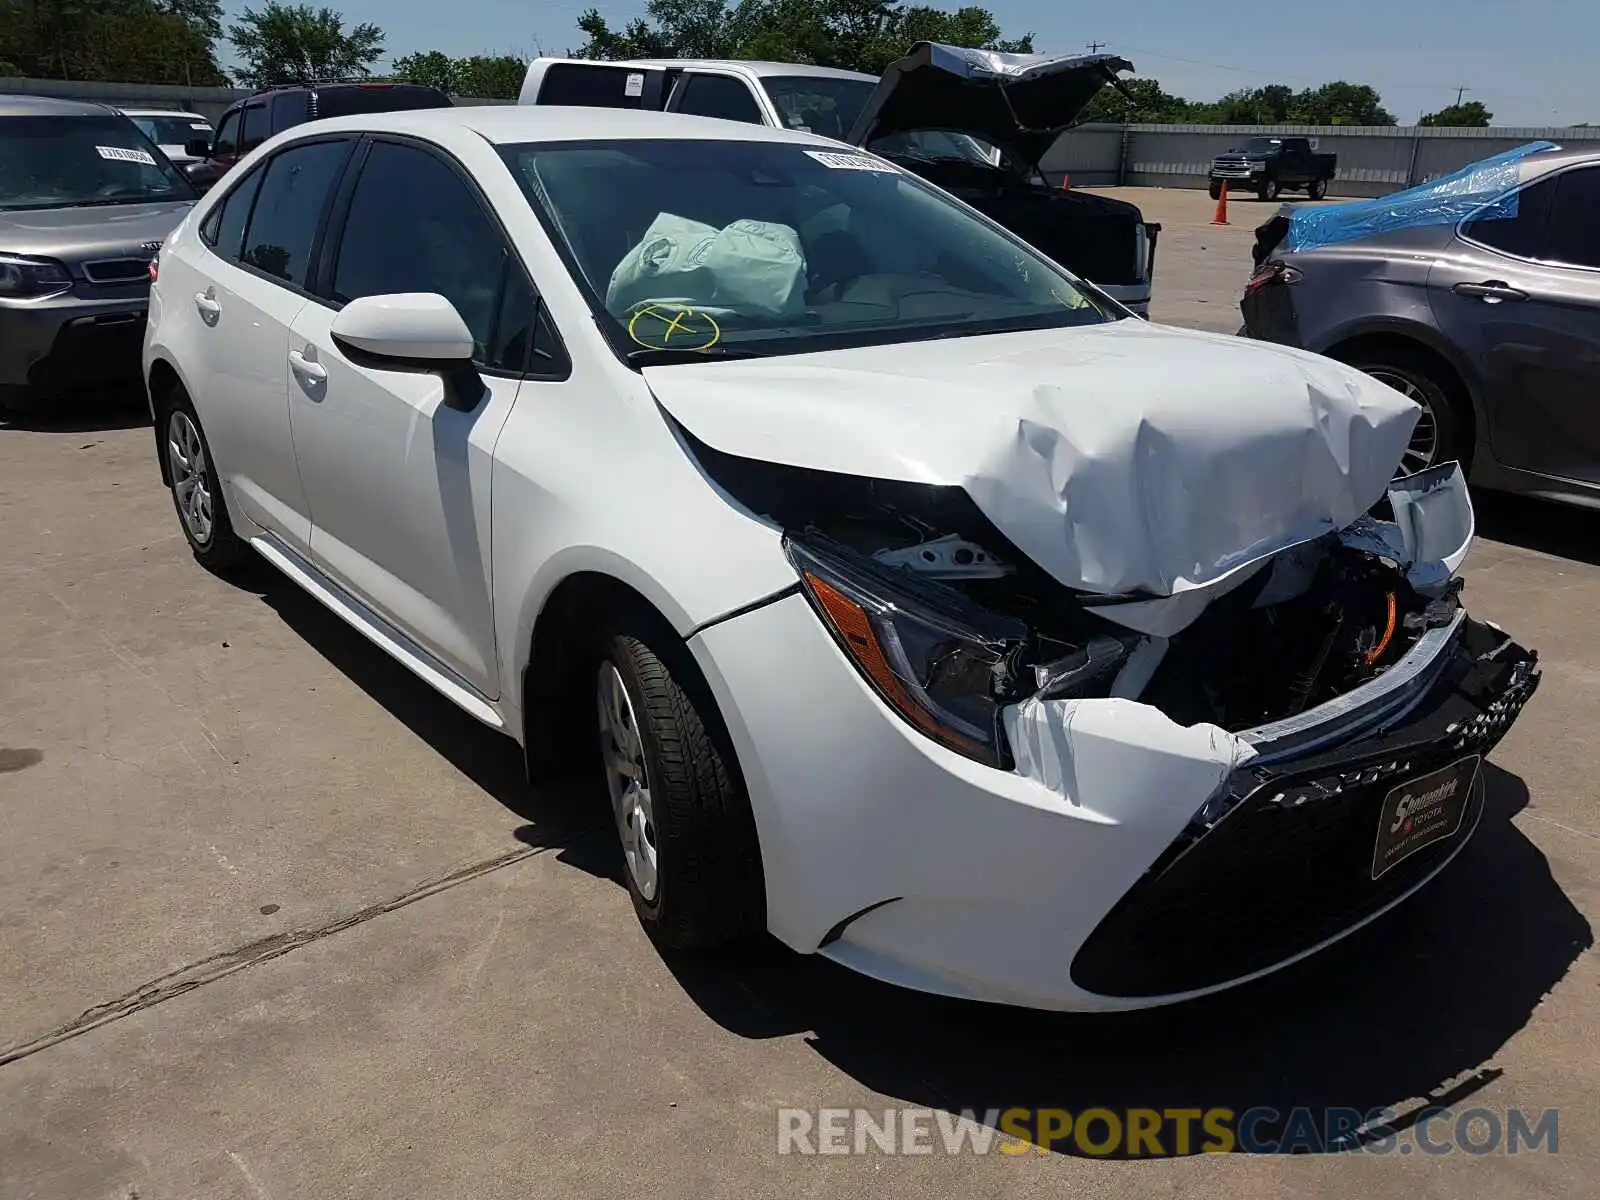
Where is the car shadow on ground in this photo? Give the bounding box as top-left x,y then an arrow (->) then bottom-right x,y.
238,558 -> 601,841
232,551 -> 1590,1160
1474,490 -> 1600,569
0,389 -> 152,434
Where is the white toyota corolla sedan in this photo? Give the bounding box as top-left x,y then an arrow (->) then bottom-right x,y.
143,106 -> 1539,1011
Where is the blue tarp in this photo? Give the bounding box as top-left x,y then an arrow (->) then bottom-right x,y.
1284,140 -> 1560,252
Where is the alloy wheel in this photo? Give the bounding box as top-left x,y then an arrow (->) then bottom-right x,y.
167,409 -> 214,544
1367,368 -> 1440,475
598,660 -> 659,901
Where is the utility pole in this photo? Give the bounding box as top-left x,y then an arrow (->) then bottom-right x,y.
1454,86 -> 1470,106
1088,41 -> 1107,53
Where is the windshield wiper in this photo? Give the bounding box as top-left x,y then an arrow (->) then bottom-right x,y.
625,345 -> 764,366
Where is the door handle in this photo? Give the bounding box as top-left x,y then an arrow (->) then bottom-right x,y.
1452,280 -> 1528,303
193,290 -> 222,321
289,348 -> 327,384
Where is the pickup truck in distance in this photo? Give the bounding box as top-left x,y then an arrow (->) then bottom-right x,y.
1209,137 -> 1337,201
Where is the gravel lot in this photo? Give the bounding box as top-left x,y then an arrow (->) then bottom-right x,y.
1,186 -> 1596,1199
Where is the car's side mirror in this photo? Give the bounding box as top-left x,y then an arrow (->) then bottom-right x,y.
329,293 -> 484,411
184,137 -> 212,159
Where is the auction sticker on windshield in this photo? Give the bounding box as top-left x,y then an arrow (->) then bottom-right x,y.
96,146 -> 157,165
1371,755 -> 1479,879
803,150 -> 896,173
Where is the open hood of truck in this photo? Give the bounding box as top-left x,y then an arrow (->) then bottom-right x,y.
645,321 -> 1419,629
847,42 -> 1132,174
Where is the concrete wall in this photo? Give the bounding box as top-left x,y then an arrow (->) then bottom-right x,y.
1043,123 -> 1600,197
0,77 -> 504,123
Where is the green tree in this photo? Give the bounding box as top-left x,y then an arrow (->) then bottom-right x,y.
1078,77 -> 1197,124
1419,100 -> 1492,127
572,0 -> 1030,73
453,54 -> 525,98
0,0 -> 228,83
228,2 -> 383,88
389,48 -> 456,91
1288,81 -> 1395,126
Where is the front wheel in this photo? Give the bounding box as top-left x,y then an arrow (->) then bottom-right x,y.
1259,179 -> 1281,202
1308,178 -> 1328,200
1208,180 -> 1222,200
159,388 -> 251,571
595,618 -> 765,949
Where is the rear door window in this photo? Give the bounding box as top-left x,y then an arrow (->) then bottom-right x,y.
240,140 -> 352,288
671,74 -> 765,124
537,63 -> 654,109
1541,166 -> 1600,269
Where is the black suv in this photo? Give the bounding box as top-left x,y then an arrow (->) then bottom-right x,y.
181,82 -> 452,190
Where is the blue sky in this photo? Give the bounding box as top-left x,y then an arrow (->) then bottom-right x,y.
220,1 -> 1595,126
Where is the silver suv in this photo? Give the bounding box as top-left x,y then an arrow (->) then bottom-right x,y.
1,95 -> 197,416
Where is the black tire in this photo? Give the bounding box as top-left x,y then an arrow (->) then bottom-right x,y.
1258,179 -> 1280,202
1348,351 -> 1468,473
1208,181 -> 1222,200
595,615 -> 765,949
155,384 -> 252,571
1307,178 -> 1328,200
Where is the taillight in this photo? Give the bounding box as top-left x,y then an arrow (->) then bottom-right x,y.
1245,259 -> 1301,293
148,257 -> 159,282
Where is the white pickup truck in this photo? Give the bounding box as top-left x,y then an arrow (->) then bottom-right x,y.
518,43 -> 1160,315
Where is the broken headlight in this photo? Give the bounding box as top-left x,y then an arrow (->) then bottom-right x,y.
786,535 -> 1026,768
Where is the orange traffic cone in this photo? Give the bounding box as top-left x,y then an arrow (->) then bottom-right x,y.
1061,173 -> 1071,193
1211,182 -> 1229,226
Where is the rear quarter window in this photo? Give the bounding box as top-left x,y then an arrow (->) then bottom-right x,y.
537,64 -> 652,108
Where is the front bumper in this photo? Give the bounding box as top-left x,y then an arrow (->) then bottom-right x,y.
692,591 -> 1537,1011
1,289 -> 150,392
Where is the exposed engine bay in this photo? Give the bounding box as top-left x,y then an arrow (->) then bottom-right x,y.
688,426 -> 1467,758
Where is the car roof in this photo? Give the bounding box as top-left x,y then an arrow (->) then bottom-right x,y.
1521,143 -> 1600,179
119,108 -> 211,120
292,104 -> 857,148
612,58 -> 876,83
0,93 -> 116,118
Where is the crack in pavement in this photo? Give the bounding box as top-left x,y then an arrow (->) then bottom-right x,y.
0,842 -> 561,1068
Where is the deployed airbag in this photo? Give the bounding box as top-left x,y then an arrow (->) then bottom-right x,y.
606,213 -> 807,319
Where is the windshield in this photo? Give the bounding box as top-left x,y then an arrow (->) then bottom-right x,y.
505,138 -> 1111,362
761,76 -> 876,140
1244,138 -> 1283,156
129,115 -> 212,146
0,115 -> 194,211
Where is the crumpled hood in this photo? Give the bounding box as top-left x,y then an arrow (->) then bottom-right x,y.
645,320 -> 1419,604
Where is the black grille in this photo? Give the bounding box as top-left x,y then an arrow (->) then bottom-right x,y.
83,258 -> 152,284
1071,623 -> 1539,998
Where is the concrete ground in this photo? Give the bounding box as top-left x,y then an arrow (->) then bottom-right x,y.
1,186 -> 1596,1198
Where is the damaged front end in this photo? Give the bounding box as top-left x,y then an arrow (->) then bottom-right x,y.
706,432 -> 1538,997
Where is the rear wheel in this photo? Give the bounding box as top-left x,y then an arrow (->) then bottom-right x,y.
1308,178 -> 1328,200
158,387 -> 251,570
595,615 -> 765,949
1350,353 -> 1467,475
